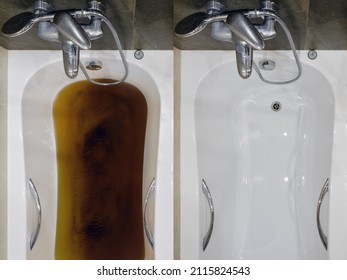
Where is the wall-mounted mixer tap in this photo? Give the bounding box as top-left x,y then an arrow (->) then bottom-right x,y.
2,0 -> 128,85
175,0 -> 284,79
53,11 -> 92,78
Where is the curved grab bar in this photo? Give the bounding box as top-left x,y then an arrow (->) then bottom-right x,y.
144,178 -> 156,249
202,179 -> 214,251
28,179 -> 42,250
316,178 -> 329,250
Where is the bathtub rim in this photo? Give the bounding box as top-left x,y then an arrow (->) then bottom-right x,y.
179,50 -> 347,260
7,50 -> 174,260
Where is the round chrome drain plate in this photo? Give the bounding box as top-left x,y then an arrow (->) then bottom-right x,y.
271,101 -> 282,112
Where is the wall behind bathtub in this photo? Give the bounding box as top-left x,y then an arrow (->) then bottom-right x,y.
0,46 -> 7,260
1,0 -> 346,51
174,0 -> 347,50
0,0 -> 173,50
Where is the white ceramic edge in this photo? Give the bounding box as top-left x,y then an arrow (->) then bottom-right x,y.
180,50 -> 347,259
7,50 -> 174,259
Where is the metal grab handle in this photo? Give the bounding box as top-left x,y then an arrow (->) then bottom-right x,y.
28,179 -> 42,250
202,179 -> 214,251
144,178 -> 155,249
316,178 -> 329,251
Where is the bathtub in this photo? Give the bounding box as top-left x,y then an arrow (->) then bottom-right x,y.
7,50 -> 173,259
180,50 -> 347,259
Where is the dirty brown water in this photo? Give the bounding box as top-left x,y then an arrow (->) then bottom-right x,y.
53,79 -> 147,259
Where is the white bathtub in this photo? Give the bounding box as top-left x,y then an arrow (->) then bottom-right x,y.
180,50 -> 347,259
7,50 -> 173,259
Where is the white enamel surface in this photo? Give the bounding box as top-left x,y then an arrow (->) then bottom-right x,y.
8,50 -> 173,259
180,51 -> 347,259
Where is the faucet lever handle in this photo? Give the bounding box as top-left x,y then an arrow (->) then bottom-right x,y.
53,11 -> 91,49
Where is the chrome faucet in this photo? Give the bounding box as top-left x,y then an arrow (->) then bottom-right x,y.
175,0 -> 280,79
2,1 -> 105,79
53,11 -> 92,78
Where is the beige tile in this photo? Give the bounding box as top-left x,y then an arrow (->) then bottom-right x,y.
0,46 -> 7,260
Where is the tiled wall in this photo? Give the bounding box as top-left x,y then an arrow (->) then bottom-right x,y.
0,46 -> 7,260
0,0 -> 346,50
174,0 -> 347,50
0,0 -> 173,50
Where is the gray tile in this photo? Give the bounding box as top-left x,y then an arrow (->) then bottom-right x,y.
133,0 -> 173,50
174,0 -> 251,50
1,0 -> 347,50
174,0 -> 310,50
0,0 -> 172,50
267,0 -> 309,50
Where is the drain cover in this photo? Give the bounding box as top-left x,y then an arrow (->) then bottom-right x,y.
259,59 -> 276,70
271,101 -> 282,112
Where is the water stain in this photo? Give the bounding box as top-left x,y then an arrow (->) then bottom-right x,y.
53,79 -> 147,260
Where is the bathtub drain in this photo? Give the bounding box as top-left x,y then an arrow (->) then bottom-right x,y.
271,101 -> 282,112
86,60 -> 102,71
259,59 -> 276,70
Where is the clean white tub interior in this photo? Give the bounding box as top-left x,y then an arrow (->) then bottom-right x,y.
180,50 -> 347,260
7,50 -> 173,259
196,60 -> 333,259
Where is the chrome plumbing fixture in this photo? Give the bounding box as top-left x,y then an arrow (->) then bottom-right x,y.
1,0 -> 128,86
308,50 -> 318,60
134,49 -> 144,60
259,59 -> 276,70
317,178 -> 329,250
202,179 -> 214,251
86,60 -> 102,71
175,0 -> 301,83
271,101 -> 281,112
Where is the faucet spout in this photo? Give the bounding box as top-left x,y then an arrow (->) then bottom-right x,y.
52,11 -> 91,79
61,41 -> 80,79
225,12 -> 264,79
235,40 -> 253,79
